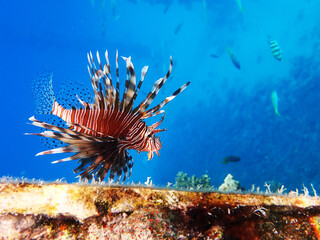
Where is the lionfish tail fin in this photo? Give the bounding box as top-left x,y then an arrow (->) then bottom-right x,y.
32,73 -> 56,114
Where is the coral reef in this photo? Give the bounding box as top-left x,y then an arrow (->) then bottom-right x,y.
218,173 -> 243,192
174,171 -> 212,190
1,181 -> 320,239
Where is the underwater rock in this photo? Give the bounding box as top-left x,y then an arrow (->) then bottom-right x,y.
218,173 -> 242,192
1,181 -> 320,239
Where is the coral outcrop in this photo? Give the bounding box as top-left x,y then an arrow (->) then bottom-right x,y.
218,173 -> 243,192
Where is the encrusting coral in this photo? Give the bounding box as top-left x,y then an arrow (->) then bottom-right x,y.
218,173 -> 244,192
174,171 -> 212,190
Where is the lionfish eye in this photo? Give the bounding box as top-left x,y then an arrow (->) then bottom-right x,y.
148,134 -> 152,138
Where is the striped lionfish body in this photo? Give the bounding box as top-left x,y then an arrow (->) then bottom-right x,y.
28,50 -> 190,182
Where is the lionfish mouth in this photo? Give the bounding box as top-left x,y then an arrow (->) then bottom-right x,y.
27,50 -> 190,182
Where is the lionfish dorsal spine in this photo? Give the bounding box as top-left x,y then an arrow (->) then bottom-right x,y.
134,57 -> 173,114
96,51 -> 103,71
103,50 -> 117,106
96,50 -> 112,108
121,56 -> 137,111
88,50 -> 115,109
115,50 -> 120,109
87,52 -> 103,107
125,65 -> 149,114
133,77 -> 161,114
142,81 -> 191,119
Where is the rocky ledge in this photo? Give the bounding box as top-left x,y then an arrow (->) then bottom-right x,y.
1,181 -> 320,239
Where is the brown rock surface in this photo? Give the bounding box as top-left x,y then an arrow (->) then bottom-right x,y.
1,181 -> 320,239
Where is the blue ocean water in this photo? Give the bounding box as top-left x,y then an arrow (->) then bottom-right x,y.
1,0 -> 319,191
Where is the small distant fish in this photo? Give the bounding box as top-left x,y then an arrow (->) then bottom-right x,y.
267,36 -> 282,61
163,3 -> 170,14
222,156 -> 240,164
174,22 -> 184,35
271,90 -> 280,116
202,0 -> 207,19
110,0 -> 121,20
210,54 -> 219,58
235,0 -> 243,12
227,48 -> 241,70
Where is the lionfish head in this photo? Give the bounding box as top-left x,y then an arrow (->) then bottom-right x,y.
145,116 -> 166,160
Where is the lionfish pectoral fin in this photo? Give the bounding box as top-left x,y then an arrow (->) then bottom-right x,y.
73,139 -> 134,182
74,157 -> 96,174
78,155 -> 105,177
24,132 -> 40,136
51,155 -> 78,164
67,121 -> 105,137
27,116 -> 94,140
36,145 -> 77,156
96,162 -> 112,181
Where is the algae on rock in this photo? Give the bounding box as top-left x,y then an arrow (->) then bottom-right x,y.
174,171 -> 212,190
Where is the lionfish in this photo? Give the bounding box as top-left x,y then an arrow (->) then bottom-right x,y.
27,50 -> 190,182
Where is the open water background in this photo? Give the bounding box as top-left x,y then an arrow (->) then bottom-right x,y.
1,0 -> 320,191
